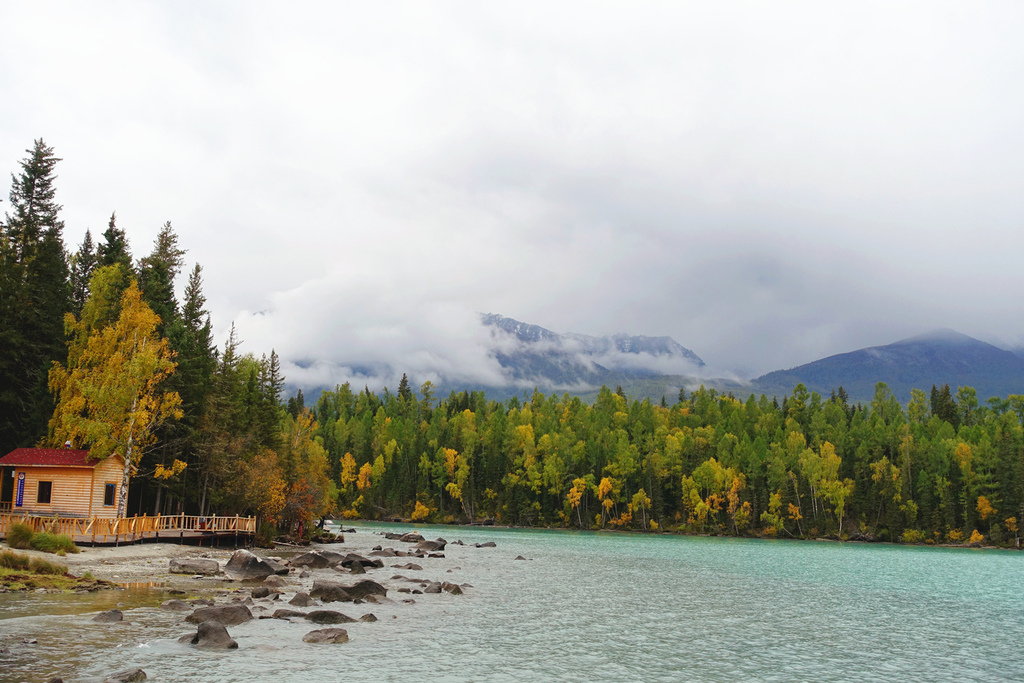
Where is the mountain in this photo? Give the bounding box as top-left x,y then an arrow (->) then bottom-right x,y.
480,313 -> 705,390
751,329 -> 1024,403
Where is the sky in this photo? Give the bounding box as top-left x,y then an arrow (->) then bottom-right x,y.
3,2 -> 1024,392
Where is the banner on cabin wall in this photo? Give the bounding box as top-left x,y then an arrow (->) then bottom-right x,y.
15,472 -> 25,507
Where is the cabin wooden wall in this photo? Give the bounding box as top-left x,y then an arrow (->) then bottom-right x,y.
11,457 -> 124,518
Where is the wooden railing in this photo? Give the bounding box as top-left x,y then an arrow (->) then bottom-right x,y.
0,512 -> 256,544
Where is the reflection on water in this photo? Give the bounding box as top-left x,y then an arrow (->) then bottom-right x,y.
2,525 -> 1024,682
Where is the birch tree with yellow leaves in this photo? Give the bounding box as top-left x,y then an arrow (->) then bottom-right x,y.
48,269 -> 182,517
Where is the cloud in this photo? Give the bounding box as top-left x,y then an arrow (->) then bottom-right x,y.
3,2 -> 1024,391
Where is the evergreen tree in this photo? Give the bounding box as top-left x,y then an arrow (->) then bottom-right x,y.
137,221 -> 185,334
0,139 -> 70,453
69,229 -> 96,315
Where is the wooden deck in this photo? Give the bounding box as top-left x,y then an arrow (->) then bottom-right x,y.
0,512 -> 256,547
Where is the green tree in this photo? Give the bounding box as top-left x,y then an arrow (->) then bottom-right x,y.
0,139 -> 70,454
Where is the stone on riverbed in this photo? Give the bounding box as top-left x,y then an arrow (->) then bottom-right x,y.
271,609 -> 308,619
414,539 -> 446,552
92,609 -> 123,623
180,620 -> 238,649
288,551 -> 332,568
160,599 -> 192,611
302,628 -> 349,644
169,558 -> 220,576
185,604 -> 253,626
103,669 -> 147,682
306,609 -> 356,624
310,580 -> 351,602
289,591 -> 315,607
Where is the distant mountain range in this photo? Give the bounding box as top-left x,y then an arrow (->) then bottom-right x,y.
749,329 -> 1024,403
299,315 -> 1024,405
472,319 -> 1024,404
479,313 -> 705,390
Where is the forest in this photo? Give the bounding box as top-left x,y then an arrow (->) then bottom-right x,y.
3,140 -> 1023,547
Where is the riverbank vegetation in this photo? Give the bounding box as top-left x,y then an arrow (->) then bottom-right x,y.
3,141 -> 1024,548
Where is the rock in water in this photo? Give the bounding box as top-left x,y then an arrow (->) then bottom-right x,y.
103,669 -> 146,682
185,604 -> 253,626
160,599 -> 192,611
92,609 -> 123,623
345,579 -> 387,600
263,575 -> 287,588
271,609 -> 308,619
289,592 -> 315,607
168,558 -> 220,575
310,580 -> 352,603
414,540 -> 446,552
306,610 -> 356,624
251,586 -> 271,599
359,613 -> 378,622
302,628 -> 349,644
288,551 -> 332,568
183,621 -> 238,649
223,549 -> 277,581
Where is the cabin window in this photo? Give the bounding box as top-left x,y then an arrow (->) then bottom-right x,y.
37,481 -> 52,504
104,483 -> 116,506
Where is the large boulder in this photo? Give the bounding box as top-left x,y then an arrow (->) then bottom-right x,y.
306,610 -> 356,625
399,533 -> 424,543
184,621 -> 238,650
223,550 -> 277,581
92,609 -> 123,623
424,581 -> 442,594
169,558 -> 220,576
369,548 -> 397,557
302,628 -> 349,644
185,604 -> 253,626
251,586 -> 271,599
441,582 -> 464,595
310,580 -> 352,603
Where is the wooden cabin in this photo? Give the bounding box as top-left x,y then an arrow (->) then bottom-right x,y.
0,448 -> 125,518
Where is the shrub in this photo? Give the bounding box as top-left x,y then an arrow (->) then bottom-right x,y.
6,523 -> 35,549
0,549 -> 30,570
30,532 -> 80,554
255,522 -> 277,548
901,529 -> 925,544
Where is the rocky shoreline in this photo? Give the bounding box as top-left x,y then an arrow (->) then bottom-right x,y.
1,527 -> 498,682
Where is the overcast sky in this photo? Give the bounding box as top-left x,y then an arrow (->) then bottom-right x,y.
3,2 -> 1023,390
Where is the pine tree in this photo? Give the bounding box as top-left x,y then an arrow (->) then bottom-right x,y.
69,229 -> 96,315
0,139 -> 70,453
137,221 -> 185,334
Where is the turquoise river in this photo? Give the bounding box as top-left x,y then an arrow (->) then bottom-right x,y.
2,523 -> 1023,682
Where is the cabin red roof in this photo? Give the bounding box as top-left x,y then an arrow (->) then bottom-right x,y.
0,448 -> 104,467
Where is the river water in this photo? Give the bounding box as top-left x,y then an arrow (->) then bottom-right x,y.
2,524 -> 1022,682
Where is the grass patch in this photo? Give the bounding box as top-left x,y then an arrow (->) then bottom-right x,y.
0,549 -> 115,592
30,531 -> 80,554
0,548 -> 31,570
6,522 -> 34,549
